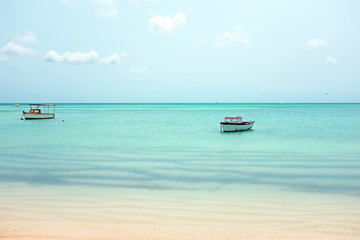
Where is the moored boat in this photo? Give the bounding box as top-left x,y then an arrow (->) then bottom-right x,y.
220,116 -> 254,132
22,104 -> 56,120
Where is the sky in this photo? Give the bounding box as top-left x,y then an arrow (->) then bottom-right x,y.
0,0 -> 359,103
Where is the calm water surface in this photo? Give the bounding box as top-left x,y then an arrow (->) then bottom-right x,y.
1,103 -> 360,196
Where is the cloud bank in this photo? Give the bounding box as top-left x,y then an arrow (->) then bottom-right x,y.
148,11 -> 186,33
44,50 -> 127,64
1,31 -> 37,57
44,50 -> 99,64
1,42 -> 35,56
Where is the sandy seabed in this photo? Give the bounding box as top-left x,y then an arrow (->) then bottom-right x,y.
1,183 -> 360,240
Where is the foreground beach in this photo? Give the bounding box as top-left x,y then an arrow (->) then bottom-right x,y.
1,183 -> 360,240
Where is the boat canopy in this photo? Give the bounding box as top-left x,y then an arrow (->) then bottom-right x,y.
224,116 -> 242,123
28,104 -> 56,113
29,104 -> 56,107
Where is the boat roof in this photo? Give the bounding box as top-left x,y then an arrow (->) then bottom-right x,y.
225,116 -> 242,119
29,104 -> 56,106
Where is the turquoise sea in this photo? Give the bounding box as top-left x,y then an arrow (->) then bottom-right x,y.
1,103 -> 359,196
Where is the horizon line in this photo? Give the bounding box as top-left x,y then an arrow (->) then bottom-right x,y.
1,102 -> 360,104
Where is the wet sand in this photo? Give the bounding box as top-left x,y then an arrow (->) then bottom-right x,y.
1,183 -> 360,240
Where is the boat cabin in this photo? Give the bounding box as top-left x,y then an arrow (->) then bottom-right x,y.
224,116 -> 242,123
29,109 -> 42,114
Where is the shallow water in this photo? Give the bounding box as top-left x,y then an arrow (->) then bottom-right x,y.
1,103 -> 359,196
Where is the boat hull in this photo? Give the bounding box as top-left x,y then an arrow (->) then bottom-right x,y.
221,121 -> 255,132
23,113 -> 55,119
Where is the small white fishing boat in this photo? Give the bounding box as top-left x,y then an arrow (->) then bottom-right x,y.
220,116 -> 255,132
22,104 -> 56,120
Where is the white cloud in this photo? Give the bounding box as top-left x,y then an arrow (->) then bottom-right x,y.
148,11 -> 186,33
93,0 -> 119,18
213,24 -> 251,49
130,66 -> 148,74
16,31 -> 37,45
1,42 -> 35,56
99,52 -> 127,64
326,56 -> 337,65
0,31 -> 37,59
43,50 -> 61,62
43,50 -> 127,64
44,50 -> 99,64
306,39 -> 328,48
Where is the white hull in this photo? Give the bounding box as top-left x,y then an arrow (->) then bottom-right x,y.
221,121 -> 254,132
23,113 -> 55,119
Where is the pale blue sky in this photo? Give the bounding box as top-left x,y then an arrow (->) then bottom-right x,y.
1,0 -> 359,103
